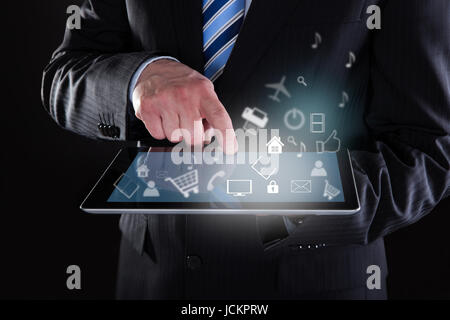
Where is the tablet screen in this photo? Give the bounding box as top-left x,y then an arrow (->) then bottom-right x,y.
107,151 -> 345,204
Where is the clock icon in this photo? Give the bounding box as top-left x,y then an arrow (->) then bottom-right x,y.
284,108 -> 305,130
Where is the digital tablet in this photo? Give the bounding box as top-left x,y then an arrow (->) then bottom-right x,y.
80,147 -> 360,215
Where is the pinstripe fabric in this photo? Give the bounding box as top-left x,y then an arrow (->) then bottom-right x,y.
116,214 -> 388,299
202,0 -> 244,81
44,51 -> 153,141
42,0 -> 450,299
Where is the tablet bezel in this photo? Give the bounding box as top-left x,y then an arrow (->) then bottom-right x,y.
80,147 -> 360,215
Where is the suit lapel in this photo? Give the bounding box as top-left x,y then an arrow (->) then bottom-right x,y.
217,0 -> 301,105
170,0 -> 204,72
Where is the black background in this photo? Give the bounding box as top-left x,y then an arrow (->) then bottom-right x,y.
2,1 -> 449,299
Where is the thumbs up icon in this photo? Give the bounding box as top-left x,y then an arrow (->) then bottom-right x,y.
316,130 -> 341,153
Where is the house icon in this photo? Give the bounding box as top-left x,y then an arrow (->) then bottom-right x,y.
266,136 -> 284,154
137,164 -> 150,178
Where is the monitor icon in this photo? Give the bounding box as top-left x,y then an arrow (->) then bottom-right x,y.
227,180 -> 253,197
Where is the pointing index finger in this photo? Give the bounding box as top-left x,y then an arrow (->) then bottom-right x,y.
200,98 -> 237,154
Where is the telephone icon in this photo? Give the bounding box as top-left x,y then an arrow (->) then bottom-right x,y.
207,170 -> 226,191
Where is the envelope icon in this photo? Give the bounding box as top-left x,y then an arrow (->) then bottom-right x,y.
291,180 -> 312,193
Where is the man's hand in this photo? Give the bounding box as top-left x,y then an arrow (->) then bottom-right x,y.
132,59 -> 237,153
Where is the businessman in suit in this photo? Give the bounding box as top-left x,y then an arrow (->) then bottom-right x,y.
42,0 -> 450,299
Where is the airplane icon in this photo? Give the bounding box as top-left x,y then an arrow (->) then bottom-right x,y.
265,76 -> 291,103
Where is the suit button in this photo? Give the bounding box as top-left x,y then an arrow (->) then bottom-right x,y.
295,217 -> 304,225
112,126 -> 120,138
106,125 -> 114,137
98,123 -> 106,135
186,255 -> 202,270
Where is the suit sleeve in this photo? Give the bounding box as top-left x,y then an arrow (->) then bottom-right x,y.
349,0 -> 450,241
261,0 -> 450,249
41,0 -> 167,140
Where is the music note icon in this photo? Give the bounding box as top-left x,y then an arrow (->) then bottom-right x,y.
311,32 -> 322,49
339,91 -> 349,108
346,51 -> 356,68
297,142 -> 307,158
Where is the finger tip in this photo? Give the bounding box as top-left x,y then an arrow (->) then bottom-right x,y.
224,140 -> 238,155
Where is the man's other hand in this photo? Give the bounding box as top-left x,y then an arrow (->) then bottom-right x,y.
132,59 -> 237,153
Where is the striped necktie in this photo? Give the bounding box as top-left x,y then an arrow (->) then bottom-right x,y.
202,0 -> 245,81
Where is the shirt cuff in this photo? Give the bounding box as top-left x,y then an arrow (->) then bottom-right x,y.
128,56 -> 179,102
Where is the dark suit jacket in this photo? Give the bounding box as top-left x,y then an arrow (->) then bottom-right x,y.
41,0 -> 450,299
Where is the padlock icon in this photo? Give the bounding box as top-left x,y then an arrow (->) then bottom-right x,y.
267,180 -> 279,194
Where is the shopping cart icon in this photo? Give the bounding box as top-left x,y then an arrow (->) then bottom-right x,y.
323,180 -> 340,200
165,169 -> 199,198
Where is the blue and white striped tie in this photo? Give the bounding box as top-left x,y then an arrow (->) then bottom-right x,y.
202,0 -> 245,81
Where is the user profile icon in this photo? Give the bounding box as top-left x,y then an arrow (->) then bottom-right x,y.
143,180 -> 160,197
311,160 -> 327,177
